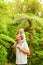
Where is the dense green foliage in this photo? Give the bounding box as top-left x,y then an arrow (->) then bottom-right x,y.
0,0 -> 43,65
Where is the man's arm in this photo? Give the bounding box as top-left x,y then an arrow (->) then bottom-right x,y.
11,44 -> 16,53
19,46 -> 30,55
17,44 -> 30,55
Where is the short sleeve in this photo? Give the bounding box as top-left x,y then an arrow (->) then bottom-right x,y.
24,42 -> 29,51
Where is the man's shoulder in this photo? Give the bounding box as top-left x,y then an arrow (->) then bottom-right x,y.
22,41 -> 27,45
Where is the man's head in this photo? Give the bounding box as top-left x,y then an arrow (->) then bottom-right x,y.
16,34 -> 22,43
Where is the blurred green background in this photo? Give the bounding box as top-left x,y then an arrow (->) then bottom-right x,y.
0,0 -> 43,65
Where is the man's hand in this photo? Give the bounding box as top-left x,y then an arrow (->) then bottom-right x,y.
11,44 -> 16,53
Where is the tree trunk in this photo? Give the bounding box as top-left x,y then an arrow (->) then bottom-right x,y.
28,20 -> 33,58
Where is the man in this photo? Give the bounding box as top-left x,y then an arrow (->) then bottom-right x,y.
12,35 -> 30,65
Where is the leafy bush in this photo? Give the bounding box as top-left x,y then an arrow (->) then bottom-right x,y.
0,0 -> 43,65
0,45 -> 7,65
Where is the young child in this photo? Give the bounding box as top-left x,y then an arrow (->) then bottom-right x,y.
12,28 -> 26,52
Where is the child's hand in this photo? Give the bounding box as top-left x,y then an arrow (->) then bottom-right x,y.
11,44 -> 16,48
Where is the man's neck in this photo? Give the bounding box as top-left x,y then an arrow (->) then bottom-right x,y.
17,40 -> 21,44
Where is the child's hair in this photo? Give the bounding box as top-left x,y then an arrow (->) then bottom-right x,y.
19,28 -> 24,34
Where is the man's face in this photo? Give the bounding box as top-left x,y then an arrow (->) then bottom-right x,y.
16,35 -> 21,43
